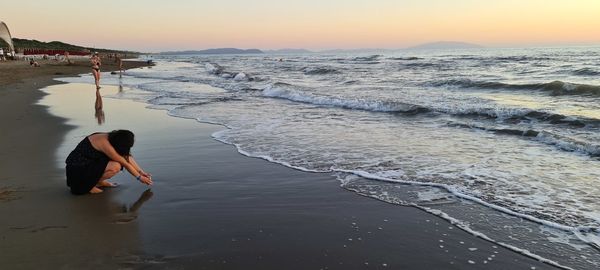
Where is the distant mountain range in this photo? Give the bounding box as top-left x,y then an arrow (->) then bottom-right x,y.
160,48 -> 264,55
405,41 -> 483,50
263,48 -> 313,54
159,41 -> 484,55
319,48 -> 394,54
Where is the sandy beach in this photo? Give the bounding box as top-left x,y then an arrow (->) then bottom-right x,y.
0,59 -> 561,269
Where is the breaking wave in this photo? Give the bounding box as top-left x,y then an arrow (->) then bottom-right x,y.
430,79 -> 600,96
447,122 -> 600,157
260,83 -> 598,128
352,55 -> 381,61
262,83 -> 429,114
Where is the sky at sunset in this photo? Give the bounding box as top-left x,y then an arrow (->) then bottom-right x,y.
3,0 -> 600,52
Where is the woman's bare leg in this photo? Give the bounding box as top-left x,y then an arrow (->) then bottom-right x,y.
96,161 -> 121,187
93,70 -> 101,89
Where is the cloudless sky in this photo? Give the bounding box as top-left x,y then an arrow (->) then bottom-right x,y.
3,0 -> 600,52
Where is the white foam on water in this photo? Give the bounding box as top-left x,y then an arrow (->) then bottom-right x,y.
262,83 -> 424,113
234,72 -> 248,81
419,208 -> 573,270
416,189 -> 453,203
339,169 -> 600,246
74,51 -> 600,269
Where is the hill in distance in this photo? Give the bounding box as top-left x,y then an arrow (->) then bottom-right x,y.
405,41 -> 483,50
161,48 -> 264,55
264,48 -> 313,54
319,48 -> 392,54
8,38 -> 139,54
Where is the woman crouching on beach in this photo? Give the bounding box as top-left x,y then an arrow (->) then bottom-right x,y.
65,130 -> 153,195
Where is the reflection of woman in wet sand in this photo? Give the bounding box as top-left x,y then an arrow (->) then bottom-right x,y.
94,88 -> 105,125
113,189 -> 154,224
91,52 -> 102,89
129,189 -> 153,212
65,130 -> 153,194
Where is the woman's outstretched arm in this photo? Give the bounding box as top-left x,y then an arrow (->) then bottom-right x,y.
129,156 -> 152,179
98,141 -> 153,185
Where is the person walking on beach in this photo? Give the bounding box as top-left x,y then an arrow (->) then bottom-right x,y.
65,130 -> 153,194
64,51 -> 73,64
91,52 -> 102,89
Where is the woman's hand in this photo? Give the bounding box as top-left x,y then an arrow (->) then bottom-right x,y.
139,171 -> 152,179
139,175 -> 153,185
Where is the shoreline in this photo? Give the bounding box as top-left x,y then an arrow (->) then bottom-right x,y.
0,59 -> 151,269
1,61 -> 560,269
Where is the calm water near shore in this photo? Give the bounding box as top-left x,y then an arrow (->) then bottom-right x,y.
59,46 -> 600,269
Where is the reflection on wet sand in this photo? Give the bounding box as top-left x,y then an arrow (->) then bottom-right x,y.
118,75 -> 123,93
94,88 -> 105,125
114,189 -> 154,224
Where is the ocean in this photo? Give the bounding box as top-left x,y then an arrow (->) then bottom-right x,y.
60,46 -> 600,269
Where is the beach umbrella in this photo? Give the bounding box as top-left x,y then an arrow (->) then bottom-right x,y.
0,21 -> 15,56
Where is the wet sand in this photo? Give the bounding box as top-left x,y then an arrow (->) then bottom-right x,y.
0,59 -> 150,269
0,64 -> 558,269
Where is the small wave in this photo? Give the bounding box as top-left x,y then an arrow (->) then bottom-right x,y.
147,95 -> 239,107
493,56 -> 553,62
430,79 -> 600,96
447,122 -> 600,157
401,62 -> 442,69
446,107 -> 591,127
352,55 -> 381,61
389,56 -> 422,61
449,55 -> 482,61
436,105 -> 531,121
523,111 -> 587,127
342,80 -> 359,85
204,63 -> 223,74
302,67 -> 340,75
262,83 -> 429,114
536,131 -> 600,157
572,68 -> 600,76
446,122 -> 539,137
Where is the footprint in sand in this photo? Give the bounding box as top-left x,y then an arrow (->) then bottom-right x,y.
113,214 -> 138,224
29,225 -> 69,233
0,187 -> 23,202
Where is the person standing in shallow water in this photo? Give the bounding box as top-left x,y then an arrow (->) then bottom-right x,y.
65,130 -> 153,194
115,53 -> 123,75
91,52 -> 102,89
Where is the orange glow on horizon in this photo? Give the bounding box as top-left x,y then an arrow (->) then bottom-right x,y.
3,0 -> 600,51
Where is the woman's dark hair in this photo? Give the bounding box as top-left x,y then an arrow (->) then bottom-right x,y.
108,130 -> 134,157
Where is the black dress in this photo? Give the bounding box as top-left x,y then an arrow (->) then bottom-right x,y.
65,135 -> 109,195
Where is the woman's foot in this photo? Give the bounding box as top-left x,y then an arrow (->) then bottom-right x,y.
90,187 -> 103,194
97,180 -> 118,188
